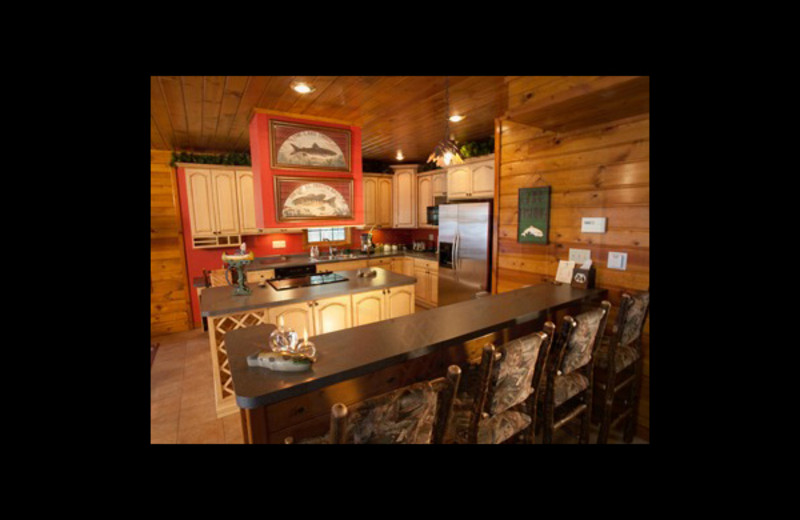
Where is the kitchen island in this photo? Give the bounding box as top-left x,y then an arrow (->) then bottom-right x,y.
224,282 -> 607,443
200,268 -> 417,418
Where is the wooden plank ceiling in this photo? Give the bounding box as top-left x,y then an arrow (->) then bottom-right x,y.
150,76 -> 508,163
150,76 -> 649,163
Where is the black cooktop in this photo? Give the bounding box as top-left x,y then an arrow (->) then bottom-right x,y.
268,272 -> 349,291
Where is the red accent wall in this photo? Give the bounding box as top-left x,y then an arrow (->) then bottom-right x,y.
249,113 -> 364,230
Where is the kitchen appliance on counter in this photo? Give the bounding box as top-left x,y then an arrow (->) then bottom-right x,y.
437,201 -> 492,306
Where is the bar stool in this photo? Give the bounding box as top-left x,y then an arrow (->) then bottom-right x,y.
207,269 -> 229,287
445,324 -> 555,444
539,301 -> 611,444
593,292 -> 650,444
285,365 -> 462,444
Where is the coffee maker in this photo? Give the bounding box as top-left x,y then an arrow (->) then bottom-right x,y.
360,233 -> 373,253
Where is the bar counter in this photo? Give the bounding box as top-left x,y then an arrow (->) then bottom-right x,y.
224,283 -> 608,443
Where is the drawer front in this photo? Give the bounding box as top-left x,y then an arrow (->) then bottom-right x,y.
413,258 -> 438,272
367,257 -> 393,267
324,260 -> 368,272
246,269 -> 275,283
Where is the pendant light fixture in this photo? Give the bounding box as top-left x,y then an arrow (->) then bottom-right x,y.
427,76 -> 464,168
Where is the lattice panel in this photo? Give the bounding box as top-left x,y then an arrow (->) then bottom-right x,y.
211,310 -> 270,400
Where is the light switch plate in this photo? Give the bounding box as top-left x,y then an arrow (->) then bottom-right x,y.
428,234 -> 434,241
569,248 -> 591,264
608,251 -> 628,270
581,217 -> 607,233
273,240 -> 286,249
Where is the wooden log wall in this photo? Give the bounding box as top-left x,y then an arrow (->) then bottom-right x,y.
494,113 -> 650,440
151,149 -> 193,336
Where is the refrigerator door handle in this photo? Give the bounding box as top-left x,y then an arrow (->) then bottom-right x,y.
453,233 -> 459,271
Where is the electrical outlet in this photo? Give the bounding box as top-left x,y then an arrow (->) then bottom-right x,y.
607,252 -> 627,270
569,248 -> 591,264
273,240 -> 286,249
428,234 -> 434,241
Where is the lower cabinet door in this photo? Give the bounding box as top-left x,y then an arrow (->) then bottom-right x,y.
414,268 -> 430,306
427,272 -> 438,306
313,295 -> 352,335
385,285 -> 415,318
268,301 -> 316,337
352,289 -> 386,327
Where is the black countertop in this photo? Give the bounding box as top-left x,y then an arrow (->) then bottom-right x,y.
245,250 -> 437,272
193,250 -> 437,288
224,283 -> 607,409
199,268 -> 417,317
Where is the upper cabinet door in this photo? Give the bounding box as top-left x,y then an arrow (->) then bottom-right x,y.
447,167 -> 471,199
393,170 -> 416,228
378,178 -> 393,227
471,163 -> 495,197
186,168 -> 215,237
417,176 -> 433,226
236,170 -> 258,234
433,173 -> 447,196
211,170 -> 240,235
363,176 -> 377,227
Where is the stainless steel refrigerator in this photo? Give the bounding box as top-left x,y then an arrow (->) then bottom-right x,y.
437,201 -> 492,306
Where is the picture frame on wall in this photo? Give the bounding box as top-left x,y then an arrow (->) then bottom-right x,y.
518,186 -> 550,244
274,176 -> 354,222
270,120 -> 352,173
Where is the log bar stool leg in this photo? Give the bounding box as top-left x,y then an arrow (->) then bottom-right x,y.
624,357 -> 644,443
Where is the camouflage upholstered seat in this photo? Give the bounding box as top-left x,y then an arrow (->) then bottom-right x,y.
594,292 -> 650,444
539,302 -> 611,444
289,365 -> 461,445
446,330 -> 551,444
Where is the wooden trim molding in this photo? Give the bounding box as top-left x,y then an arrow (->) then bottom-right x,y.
251,108 -> 358,127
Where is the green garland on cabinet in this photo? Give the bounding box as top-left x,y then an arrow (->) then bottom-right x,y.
170,151 -> 251,167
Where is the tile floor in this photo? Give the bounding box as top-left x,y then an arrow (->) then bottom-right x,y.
151,306 -> 647,444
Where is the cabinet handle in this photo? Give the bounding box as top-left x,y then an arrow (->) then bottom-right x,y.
387,289 -> 391,294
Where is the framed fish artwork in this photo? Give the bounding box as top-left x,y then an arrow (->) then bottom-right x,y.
274,176 -> 354,221
518,186 -> 550,244
269,120 -> 352,173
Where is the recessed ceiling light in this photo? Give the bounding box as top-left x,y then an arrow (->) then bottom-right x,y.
449,114 -> 464,123
292,83 -> 315,94
396,151 -> 404,161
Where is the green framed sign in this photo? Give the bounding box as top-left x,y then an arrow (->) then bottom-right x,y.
518,186 -> 550,244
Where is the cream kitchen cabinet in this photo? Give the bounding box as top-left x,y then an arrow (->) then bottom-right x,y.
235,169 -> 259,235
185,168 -> 217,238
390,165 -> 418,228
367,257 -> 393,269
324,260 -> 368,272
268,294 -> 353,337
268,301 -> 315,337
352,286 -> 415,326
312,294 -> 352,335
183,165 -> 253,247
417,174 -> 434,228
245,269 -> 275,284
363,175 -> 393,228
385,285 -> 415,318
211,170 -> 240,235
446,156 -> 495,200
352,289 -> 386,326
413,258 -> 439,308
433,173 -> 447,196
